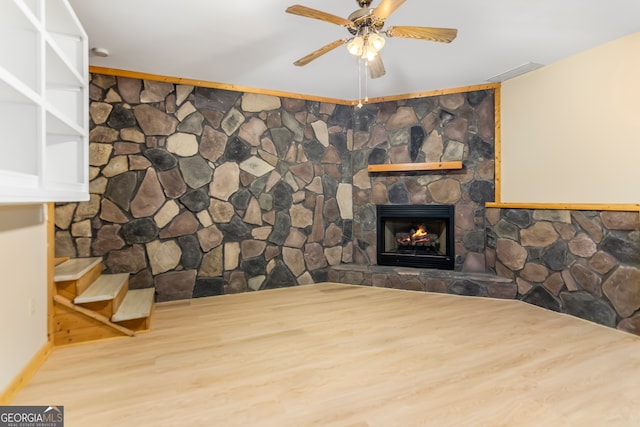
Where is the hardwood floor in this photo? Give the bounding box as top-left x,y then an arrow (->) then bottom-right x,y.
13,283 -> 640,426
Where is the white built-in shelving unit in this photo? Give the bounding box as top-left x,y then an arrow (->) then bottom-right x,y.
0,0 -> 88,202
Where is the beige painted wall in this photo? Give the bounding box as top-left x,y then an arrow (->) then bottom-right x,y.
501,32 -> 640,204
0,205 -> 48,392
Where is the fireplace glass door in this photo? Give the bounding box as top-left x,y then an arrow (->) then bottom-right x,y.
376,205 -> 455,270
382,219 -> 447,256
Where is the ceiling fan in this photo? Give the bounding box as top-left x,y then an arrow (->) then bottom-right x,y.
286,0 -> 457,79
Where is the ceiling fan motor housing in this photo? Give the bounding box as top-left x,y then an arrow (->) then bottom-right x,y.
348,8 -> 384,35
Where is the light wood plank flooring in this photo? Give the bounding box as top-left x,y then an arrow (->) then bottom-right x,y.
13,283 -> 640,426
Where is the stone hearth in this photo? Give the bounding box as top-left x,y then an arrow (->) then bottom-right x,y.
328,264 -> 517,299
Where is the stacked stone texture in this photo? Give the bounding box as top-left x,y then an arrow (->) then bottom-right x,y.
349,91 -> 496,271
57,74 -> 355,300
55,74 -> 640,337
59,75 -> 496,303
486,208 -> 640,334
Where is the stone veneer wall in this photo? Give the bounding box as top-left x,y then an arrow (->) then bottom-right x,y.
56,74 -> 356,300
55,74 -> 496,302
53,74 -> 640,338
486,208 -> 640,334
349,91 -> 496,271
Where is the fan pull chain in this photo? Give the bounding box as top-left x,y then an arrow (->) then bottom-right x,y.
357,56 -> 370,109
364,59 -> 369,104
357,57 -> 363,108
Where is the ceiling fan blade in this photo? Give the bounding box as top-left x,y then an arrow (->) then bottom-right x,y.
293,39 -> 348,66
386,26 -> 457,43
368,54 -> 386,79
372,0 -> 406,20
286,5 -> 355,29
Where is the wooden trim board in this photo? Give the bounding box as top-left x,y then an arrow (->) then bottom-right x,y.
89,66 -> 353,106
47,203 -> 55,344
89,66 -> 499,107
368,161 -> 462,173
0,341 -> 53,404
364,82 -> 500,104
493,85 -> 502,203
486,202 -> 640,212
53,295 -> 136,338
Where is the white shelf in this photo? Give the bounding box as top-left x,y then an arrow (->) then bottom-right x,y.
45,0 -> 87,83
0,78 -> 40,177
48,32 -> 84,74
46,42 -> 83,85
45,116 -> 85,186
46,106 -> 84,136
45,0 -> 85,38
0,0 -> 41,94
21,0 -> 41,22
0,68 -> 41,104
0,0 -> 88,203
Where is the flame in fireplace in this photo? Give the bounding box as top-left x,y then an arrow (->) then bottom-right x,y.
411,225 -> 431,244
397,225 -> 431,245
413,225 -> 427,238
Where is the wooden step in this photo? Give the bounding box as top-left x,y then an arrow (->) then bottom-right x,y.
54,257 -> 69,267
73,273 -> 130,318
54,257 -> 102,282
75,273 -> 129,304
54,257 -> 104,299
112,288 -> 155,323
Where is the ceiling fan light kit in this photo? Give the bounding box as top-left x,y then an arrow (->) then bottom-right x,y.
347,31 -> 386,60
286,0 -> 457,105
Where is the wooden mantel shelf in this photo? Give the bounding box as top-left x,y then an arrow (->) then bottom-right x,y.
368,161 -> 463,173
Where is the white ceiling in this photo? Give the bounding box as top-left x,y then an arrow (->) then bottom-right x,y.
69,0 -> 640,101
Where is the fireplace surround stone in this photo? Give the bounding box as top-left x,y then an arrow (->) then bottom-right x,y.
350,92 -> 496,272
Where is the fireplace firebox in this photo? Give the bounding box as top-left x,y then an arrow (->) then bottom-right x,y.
376,204 -> 455,270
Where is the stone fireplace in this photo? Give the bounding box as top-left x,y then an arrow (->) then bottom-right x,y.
349,90 -> 497,273
377,204 -> 455,270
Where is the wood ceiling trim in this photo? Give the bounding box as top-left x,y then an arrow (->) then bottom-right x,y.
89,66 -> 499,106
